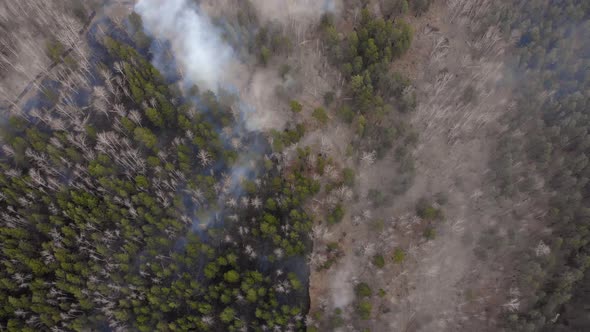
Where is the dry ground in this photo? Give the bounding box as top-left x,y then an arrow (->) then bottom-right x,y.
307,1 -> 549,331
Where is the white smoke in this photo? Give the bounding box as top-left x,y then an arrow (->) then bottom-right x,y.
135,0 -> 341,132
135,0 -> 233,92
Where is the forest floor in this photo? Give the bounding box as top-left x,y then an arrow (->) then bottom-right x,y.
308,0 -> 550,331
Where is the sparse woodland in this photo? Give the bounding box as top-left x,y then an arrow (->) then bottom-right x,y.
317,7 -> 419,200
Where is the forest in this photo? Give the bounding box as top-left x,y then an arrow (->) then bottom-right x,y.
490,0 -> 590,330
1,0 -> 589,331
0,11 -> 317,331
0,0 -> 418,329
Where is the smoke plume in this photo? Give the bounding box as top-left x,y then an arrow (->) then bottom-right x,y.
135,0 -> 233,92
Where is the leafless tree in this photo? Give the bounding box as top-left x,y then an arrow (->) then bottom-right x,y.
361,150 -> 376,166
198,150 -> 213,167
128,109 -> 143,126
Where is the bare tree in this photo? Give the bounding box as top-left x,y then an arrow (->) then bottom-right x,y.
198,150 -> 213,167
